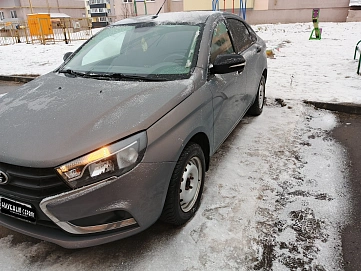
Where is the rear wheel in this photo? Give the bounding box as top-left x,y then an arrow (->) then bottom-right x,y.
160,142 -> 205,225
248,75 -> 266,116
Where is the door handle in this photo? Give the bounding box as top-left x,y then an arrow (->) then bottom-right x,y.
256,46 -> 262,53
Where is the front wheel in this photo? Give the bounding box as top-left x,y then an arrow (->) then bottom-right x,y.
248,75 -> 266,116
160,142 -> 205,225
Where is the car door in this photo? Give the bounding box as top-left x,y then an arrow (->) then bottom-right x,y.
226,18 -> 261,109
208,20 -> 249,150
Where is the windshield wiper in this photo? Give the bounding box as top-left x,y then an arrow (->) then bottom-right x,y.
59,70 -> 168,81
59,69 -> 87,78
86,73 -> 168,81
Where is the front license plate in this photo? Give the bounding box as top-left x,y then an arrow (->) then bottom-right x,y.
0,197 -> 36,223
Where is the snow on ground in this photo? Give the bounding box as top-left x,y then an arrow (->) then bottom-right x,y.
0,41 -> 85,76
257,22 -> 361,104
0,28 -> 102,77
0,21 -> 360,270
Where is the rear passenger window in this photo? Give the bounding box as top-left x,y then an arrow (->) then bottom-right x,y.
210,21 -> 235,64
227,19 -> 253,53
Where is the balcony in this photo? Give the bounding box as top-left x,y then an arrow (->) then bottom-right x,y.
91,13 -> 108,17
90,3 -> 107,9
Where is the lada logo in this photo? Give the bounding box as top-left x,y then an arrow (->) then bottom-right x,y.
0,171 -> 8,185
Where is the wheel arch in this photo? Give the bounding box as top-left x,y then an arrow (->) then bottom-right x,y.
262,68 -> 267,82
188,132 -> 210,171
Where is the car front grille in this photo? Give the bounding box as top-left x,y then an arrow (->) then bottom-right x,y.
0,162 -> 71,201
0,162 -> 72,226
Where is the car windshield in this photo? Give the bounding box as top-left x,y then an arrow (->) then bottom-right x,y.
60,23 -> 202,81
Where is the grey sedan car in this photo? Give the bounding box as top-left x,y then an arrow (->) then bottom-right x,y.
0,11 -> 267,248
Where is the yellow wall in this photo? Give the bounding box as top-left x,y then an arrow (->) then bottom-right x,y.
183,0 -> 254,11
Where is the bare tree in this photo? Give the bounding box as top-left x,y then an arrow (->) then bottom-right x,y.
121,3 -> 135,19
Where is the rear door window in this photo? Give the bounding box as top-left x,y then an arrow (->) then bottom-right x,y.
227,19 -> 253,53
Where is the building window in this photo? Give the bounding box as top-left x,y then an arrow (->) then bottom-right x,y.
90,0 -> 107,4
123,0 -> 154,2
91,8 -> 107,13
0,12 -> 4,20
10,10 -> 17,19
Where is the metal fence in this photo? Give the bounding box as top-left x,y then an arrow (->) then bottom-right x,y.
0,18 -> 93,46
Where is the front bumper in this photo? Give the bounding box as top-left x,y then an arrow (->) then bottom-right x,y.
0,162 -> 175,248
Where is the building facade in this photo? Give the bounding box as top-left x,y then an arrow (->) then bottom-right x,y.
111,0 -> 183,21
179,0 -> 356,23
2,0 -> 358,26
0,0 -> 86,22
244,0 -> 353,24
109,0 -> 360,24
85,0 -> 113,28
84,0 -> 184,28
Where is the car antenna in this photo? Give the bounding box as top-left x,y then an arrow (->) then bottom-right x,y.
152,0 -> 167,19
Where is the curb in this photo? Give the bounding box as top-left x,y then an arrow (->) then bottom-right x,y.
0,75 -> 37,83
304,100 -> 361,115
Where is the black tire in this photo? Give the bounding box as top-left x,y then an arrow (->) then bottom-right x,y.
248,75 -> 266,116
160,142 -> 205,225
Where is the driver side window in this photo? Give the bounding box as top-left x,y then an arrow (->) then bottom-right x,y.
210,21 -> 235,64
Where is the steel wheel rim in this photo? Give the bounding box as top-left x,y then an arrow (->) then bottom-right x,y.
258,80 -> 265,109
180,156 -> 202,212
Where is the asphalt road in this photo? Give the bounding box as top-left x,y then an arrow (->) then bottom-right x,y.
0,80 -> 22,94
332,112 -> 361,271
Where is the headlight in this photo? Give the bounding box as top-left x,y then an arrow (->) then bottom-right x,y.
56,132 -> 147,188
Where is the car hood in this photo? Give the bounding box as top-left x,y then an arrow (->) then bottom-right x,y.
0,72 -> 196,167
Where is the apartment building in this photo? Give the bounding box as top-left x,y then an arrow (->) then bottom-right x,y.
179,0 -> 357,23
0,0 -> 86,22
84,0 -> 112,28
2,0 -> 358,26
242,0 -> 357,24
84,0 -> 183,28
109,0 -> 360,24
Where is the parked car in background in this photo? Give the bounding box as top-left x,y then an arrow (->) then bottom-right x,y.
0,11 -> 267,248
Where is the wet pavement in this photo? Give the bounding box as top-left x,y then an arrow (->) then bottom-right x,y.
332,112 -> 361,271
0,80 -> 22,95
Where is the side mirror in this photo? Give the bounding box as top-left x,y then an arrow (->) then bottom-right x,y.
210,54 -> 246,74
63,52 -> 73,61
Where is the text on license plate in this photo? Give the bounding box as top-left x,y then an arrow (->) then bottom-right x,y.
0,197 -> 36,223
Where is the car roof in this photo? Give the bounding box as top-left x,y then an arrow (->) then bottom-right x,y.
112,11 -> 225,26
